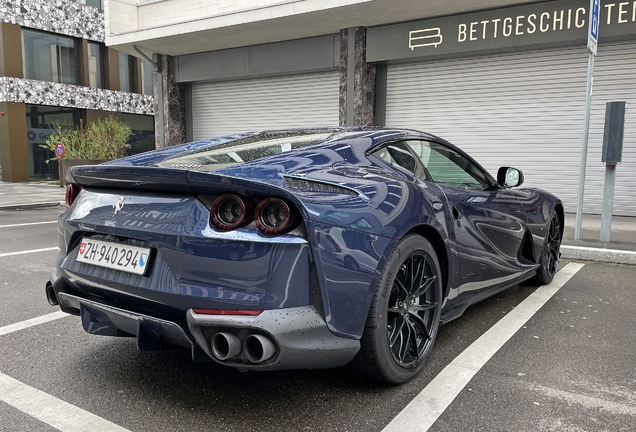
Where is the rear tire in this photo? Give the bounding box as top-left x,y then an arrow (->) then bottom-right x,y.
530,212 -> 562,285
351,234 -> 442,384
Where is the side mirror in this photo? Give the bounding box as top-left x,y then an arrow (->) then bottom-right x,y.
497,167 -> 524,188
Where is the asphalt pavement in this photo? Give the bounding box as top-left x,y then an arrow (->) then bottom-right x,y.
0,192 -> 634,431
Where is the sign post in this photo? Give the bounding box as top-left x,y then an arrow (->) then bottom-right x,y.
574,0 -> 600,241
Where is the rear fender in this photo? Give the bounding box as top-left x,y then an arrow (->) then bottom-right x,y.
307,213 -> 449,340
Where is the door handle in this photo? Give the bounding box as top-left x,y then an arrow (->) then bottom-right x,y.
452,206 -> 462,220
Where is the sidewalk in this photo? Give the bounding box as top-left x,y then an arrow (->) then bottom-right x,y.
0,182 -> 64,210
0,182 -> 634,264
562,212 -> 636,265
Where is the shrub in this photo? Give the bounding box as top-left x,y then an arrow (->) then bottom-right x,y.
43,116 -> 132,161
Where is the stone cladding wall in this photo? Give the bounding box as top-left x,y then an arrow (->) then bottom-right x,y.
0,0 -> 104,42
0,77 -> 154,115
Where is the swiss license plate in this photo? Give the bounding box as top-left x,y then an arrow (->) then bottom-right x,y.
76,238 -> 151,275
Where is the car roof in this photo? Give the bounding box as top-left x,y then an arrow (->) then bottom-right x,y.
107,127 -> 459,169
231,127 -> 451,150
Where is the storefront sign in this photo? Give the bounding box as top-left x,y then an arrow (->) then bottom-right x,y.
26,128 -> 53,144
367,0 -> 636,62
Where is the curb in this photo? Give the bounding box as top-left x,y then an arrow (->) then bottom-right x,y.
0,202 -> 64,211
561,245 -> 636,265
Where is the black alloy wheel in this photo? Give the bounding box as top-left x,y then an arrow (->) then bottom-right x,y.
531,212 -> 562,285
387,250 -> 438,367
351,234 -> 442,384
545,216 -> 561,277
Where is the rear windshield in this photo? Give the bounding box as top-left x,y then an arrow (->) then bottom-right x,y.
156,130 -> 334,170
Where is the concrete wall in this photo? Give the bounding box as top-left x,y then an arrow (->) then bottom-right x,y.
137,0 -> 305,30
115,0 -> 367,33
174,34 -> 339,83
106,0 -> 139,35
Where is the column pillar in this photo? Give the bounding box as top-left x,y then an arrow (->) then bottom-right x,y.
154,54 -> 185,148
104,47 -> 120,91
0,23 -> 29,181
77,39 -> 90,87
339,27 -> 376,127
0,102 -> 29,182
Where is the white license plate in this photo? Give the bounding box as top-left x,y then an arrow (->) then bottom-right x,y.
76,238 -> 151,275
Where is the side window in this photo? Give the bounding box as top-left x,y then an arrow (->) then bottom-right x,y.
406,140 -> 491,190
369,141 -> 417,175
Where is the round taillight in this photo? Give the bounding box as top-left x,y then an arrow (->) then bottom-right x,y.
210,194 -> 254,231
255,198 -> 299,235
65,183 -> 81,208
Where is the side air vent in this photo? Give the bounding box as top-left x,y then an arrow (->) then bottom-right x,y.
520,229 -> 536,263
284,176 -> 357,195
310,265 -> 325,319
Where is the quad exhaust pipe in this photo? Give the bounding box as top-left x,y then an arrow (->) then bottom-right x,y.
210,331 -> 277,364
211,332 -> 242,360
244,334 -> 276,364
45,282 -> 58,306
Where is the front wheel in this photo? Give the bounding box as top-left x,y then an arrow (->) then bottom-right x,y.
530,212 -> 562,285
351,234 -> 442,384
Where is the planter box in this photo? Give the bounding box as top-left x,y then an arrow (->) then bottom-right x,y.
58,159 -> 107,187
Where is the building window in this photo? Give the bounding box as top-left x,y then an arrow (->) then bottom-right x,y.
119,52 -> 133,92
122,113 -> 155,155
25,105 -> 82,179
88,42 -> 103,89
76,0 -> 103,11
141,59 -> 154,96
22,29 -> 77,85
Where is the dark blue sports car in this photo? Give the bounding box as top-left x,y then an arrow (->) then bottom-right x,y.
46,128 -> 563,383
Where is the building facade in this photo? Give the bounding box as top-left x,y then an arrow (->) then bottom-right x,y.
0,0 -> 155,182
108,0 -> 635,216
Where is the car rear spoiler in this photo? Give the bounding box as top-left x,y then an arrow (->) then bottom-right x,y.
67,165 -> 193,193
66,164 -> 304,209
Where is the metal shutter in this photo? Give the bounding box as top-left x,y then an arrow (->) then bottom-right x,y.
191,71 -> 339,141
386,42 -> 636,217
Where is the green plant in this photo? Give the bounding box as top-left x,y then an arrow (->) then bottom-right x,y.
42,116 -> 132,161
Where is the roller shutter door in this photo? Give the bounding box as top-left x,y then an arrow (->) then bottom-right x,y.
191,71 -> 339,141
385,42 -> 636,216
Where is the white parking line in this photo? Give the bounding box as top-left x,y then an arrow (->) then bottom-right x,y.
0,312 -> 69,337
0,372 -> 131,432
0,247 -> 58,258
383,262 -> 585,432
0,313 -> 130,431
0,221 -> 57,228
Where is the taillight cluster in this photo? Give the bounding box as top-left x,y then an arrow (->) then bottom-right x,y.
65,183 -> 81,208
210,194 -> 254,231
255,198 -> 298,235
210,194 -> 300,235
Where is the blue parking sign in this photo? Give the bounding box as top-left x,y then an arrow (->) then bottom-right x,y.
588,0 -> 599,54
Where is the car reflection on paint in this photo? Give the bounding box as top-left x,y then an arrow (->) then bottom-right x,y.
318,226 -> 381,274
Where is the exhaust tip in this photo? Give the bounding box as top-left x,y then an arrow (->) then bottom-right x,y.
244,334 -> 276,364
211,332 -> 242,360
45,282 -> 58,306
